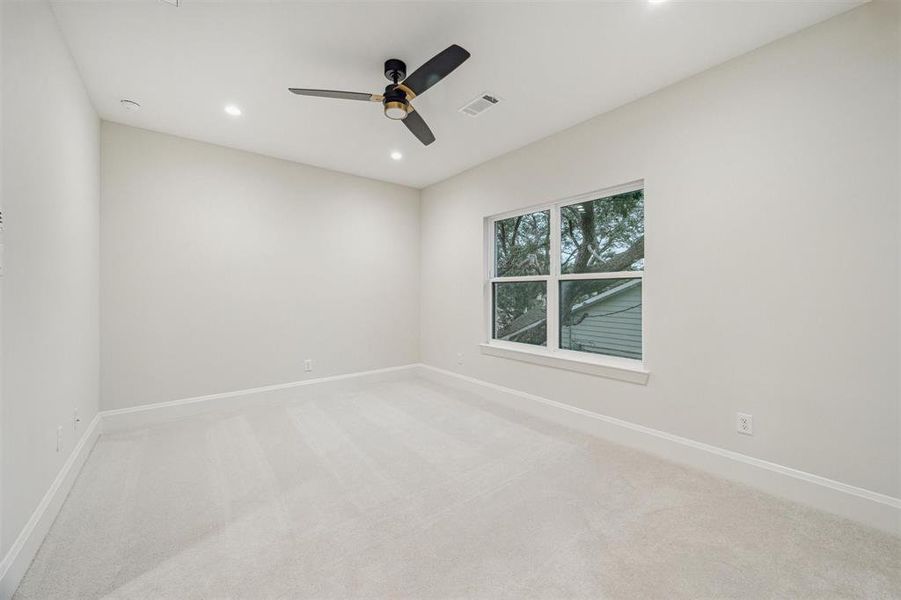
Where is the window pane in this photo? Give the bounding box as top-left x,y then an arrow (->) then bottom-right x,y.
560,189 -> 644,274
494,210 -> 550,277
559,278 -> 642,359
493,281 -> 547,346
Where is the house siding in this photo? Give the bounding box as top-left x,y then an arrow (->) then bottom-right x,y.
561,282 -> 642,359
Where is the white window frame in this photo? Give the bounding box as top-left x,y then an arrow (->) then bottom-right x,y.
481,180 -> 649,384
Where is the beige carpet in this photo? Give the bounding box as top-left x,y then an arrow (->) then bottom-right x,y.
14,376 -> 900,599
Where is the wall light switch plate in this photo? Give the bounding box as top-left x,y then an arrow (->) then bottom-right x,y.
304,359 -> 312,372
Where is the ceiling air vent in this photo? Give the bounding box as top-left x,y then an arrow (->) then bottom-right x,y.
459,92 -> 501,117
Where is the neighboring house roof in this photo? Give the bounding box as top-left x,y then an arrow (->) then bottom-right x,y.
497,279 -> 640,340
497,304 -> 547,340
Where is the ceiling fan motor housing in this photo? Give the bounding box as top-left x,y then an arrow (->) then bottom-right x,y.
384,58 -> 407,82
383,85 -> 409,120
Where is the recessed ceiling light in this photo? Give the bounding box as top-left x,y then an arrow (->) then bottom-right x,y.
390,151 -> 403,161
120,99 -> 141,112
224,105 -> 242,117
648,0 -> 668,3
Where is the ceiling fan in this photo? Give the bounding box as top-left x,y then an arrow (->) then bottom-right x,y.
288,44 -> 470,146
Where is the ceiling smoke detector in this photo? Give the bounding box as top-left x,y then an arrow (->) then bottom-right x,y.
120,99 -> 141,112
459,92 -> 501,117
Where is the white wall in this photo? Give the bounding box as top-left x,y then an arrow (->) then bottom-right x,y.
0,0 -> 5,560
420,2 -> 900,499
1,0 -> 100,557
100,123 -> 420,410
0,0 -> 5,562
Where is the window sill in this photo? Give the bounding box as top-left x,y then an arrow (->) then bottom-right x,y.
479,342 -> 650,385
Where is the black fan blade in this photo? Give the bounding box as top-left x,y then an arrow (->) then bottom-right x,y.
289,88 -> 381,102
402,109 -> 436,146
402,44 -> 470,97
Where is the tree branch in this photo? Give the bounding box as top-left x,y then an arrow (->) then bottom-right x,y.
601,236 -> 644,272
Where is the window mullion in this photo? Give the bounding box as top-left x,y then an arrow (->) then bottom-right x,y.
489,275 -> 549,283
558,271 -> 643,281
484,217 -> 495,341
547,206 -> 561,352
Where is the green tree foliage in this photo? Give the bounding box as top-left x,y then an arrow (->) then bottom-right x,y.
493,281 -> 546,345
494,210 -> 549,277
560,190 -> 644,275
559,191 -> 644,330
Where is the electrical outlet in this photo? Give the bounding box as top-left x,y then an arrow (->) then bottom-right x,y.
304,359 -> 313,372
736,413 -> 753,436
456,352 -> 464,366
73,409 -> 81,433
56,426 -> 63,452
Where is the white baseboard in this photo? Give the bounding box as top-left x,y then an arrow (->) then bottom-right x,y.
414,364 -> 901,536
0,414 -> 102,600
101,363 -> 419,432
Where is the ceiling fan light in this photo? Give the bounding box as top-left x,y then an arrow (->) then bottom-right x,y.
384,101 -> 408,120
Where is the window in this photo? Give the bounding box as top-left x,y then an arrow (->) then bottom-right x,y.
494,210 -> 549,277
493,281 -> 547,346
486,183 -> 645,368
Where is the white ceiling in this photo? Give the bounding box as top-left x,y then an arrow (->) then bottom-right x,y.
52,0 -> 860,188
